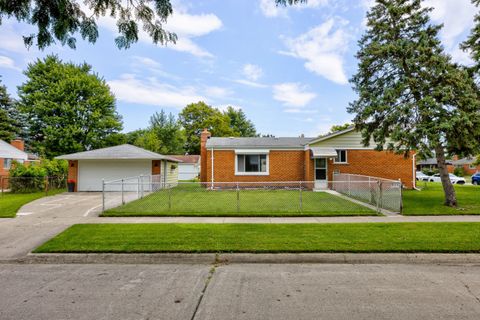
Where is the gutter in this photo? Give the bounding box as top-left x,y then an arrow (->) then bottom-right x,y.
211,147 -> 214,187
413,153 -> 421,190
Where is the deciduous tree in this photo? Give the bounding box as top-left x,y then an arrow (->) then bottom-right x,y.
17,55 -> 123,158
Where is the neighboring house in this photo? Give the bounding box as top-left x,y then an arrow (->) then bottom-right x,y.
169,155 -> 201,180
416,157 -> 453,172
200,127 -> 415,189
0,139 -> 28,177
57,144 -> 181,191
450,157 -> 480,175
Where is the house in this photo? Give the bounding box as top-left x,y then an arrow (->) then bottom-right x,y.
57,144 -> 181,191
200,127 -> 415,189
169,155 -> 201,180
416,157 -> 453,172
450,157 -> 480,175
0,139 -> 39,187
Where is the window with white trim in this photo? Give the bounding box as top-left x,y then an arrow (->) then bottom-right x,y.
335,150 -> 347,163
236,154 -> 268,174
3,158 -> 12,169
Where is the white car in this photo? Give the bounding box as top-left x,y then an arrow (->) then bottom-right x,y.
416,171 -> 430,181
429,173 -> 466,184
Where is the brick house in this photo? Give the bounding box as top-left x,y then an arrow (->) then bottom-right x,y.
200,127 -> 416,189
0,139 -> 38,188
450,156 -> 480,176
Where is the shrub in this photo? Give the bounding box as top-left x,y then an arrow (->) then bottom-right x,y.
454,167 -> 466,177
8,159 -> 67,193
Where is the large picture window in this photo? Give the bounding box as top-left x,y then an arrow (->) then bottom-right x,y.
236,154 -> 268,174
3,158 -> 12,169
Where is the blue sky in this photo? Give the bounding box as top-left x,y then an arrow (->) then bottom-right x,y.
0,0 -> 476,137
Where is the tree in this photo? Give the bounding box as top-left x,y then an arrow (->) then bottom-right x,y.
224,106 -> 257,137
0,0 -> 176,50
0,0 -> 301,50
0,79 -> 19,141
17,55 -> 123,158
461,0 -> 480,75
149,110 -> 185,154
179,102 -> 236,154
349,0 -> 480,207
329,123 -> 352,134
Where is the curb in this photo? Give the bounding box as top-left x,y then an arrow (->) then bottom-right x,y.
2,253 -> 480,265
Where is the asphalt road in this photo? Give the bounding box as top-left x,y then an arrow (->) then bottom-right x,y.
1,263 -> 479,320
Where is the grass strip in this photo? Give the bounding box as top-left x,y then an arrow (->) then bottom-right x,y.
0,189 -> 66,218
34,222 -> 480,253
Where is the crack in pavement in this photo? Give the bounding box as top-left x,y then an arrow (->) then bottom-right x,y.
190,263 -> 218,320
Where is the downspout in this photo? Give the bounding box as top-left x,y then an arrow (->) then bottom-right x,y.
413,153 -> 421,191
211,148 -> 215,188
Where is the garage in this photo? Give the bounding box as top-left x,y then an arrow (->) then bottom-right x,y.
57,144 -> 181,192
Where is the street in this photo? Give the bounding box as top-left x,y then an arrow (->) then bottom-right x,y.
1,263 -> 479,320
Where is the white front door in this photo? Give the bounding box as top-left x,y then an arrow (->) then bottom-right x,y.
314,158 -> 328,189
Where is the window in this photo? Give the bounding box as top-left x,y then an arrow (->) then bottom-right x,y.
335,150 -> 347,163
3,158 -> 12,170
236,154 -> 268,175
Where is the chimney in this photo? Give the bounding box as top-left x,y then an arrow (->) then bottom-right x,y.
200,128 -> 211,182
10,139 -> 25,151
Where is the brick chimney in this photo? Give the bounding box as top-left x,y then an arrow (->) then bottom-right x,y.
10,139 -> 25,151
200,128 -> 211,182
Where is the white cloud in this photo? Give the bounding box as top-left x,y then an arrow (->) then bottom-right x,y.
233,79 -> 268,88
108,74 -> 205,108
132,56 -> 161,68
0,55 -> 21,71
242,64 -> 263,81
259,0 -> 329,18
272,82 -> 316,109
281,18 -> 350,84
96,8 -> 222,58
204,86 -> 232,98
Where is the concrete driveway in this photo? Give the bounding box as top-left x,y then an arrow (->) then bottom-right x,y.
0,192 -> 102,260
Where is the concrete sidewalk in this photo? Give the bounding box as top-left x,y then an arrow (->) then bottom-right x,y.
1,192 -> 480,262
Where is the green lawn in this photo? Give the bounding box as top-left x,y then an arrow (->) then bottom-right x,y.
102,184 -> 376,217
0,189 -> 66,218
403,182 -> 480,215
35,222 -> 480,253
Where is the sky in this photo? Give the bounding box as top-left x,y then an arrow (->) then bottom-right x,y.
0,0 -> 477,137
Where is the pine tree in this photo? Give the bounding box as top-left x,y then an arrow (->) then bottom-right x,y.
349,0 -> 480,207
0,79 -> 20,141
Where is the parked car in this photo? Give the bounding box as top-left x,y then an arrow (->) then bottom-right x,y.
416,171 -> 430,181
472,172 -> 480,185
429,173 -> 466,184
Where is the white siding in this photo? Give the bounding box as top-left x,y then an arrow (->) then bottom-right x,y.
178,163 -> 200,180
165,161 -> 179,185
309,130 -> 376,149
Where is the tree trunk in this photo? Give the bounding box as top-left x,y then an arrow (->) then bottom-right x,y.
434,146 -> 457,207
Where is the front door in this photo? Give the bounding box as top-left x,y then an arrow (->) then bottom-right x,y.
314,158 -> 327,189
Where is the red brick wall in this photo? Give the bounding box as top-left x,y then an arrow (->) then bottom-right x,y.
202,149 -> 414,189
67,160 -> 78,191
326,150 -> 415,189
205,150 -> 306,183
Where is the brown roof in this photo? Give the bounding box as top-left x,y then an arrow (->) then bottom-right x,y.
169,155 -> 200,164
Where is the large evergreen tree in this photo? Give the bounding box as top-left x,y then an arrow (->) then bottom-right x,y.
349,0 -> 480,207
224,106 -> 257,137
17,55 -> 123,158
0,79 -> 19,141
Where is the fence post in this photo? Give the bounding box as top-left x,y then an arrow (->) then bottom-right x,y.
1,177 -> 3,197
168,186 -> 172,211
102,179 -> 105,212
45,176 -> 49,196
236,182 -> 240,214
121,179 -> 125,205
376,181 -> 381,213
399,179 -> 403,214
347,174 -> 351,196
299,181 -> 303,213
140,174 -> 144,198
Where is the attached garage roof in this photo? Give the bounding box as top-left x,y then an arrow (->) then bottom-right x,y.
309,147 -> 338,157
56,144 -> 181,162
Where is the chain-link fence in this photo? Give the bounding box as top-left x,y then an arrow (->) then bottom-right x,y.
0,175 -> 67,195
102,176 -> 402,215
332,173 -> 402,213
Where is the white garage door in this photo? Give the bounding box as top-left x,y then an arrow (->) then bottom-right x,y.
77,160 -> 151,191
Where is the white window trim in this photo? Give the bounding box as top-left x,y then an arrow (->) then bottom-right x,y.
235,153 -> 270,176
333,150 -> 348,164
3,158 -> 12,170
